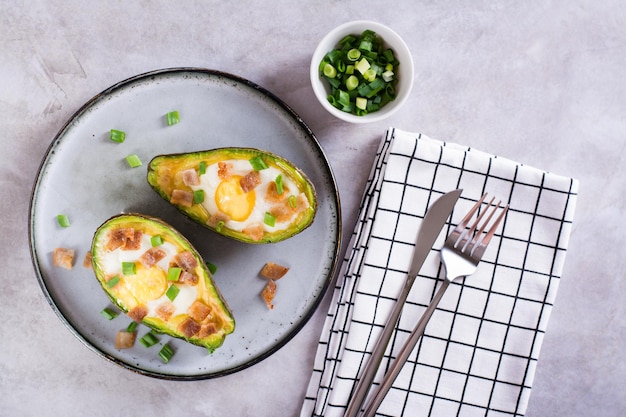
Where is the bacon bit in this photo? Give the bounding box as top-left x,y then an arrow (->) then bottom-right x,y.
295,193 -> 310,212
261,280 -> 277,310
125,229 -> 143,250
106,228 -> 137,251
106,228 -> 142,251
53,248 -> 75,270
240,170 -> 261,193
139,247 -> 166,268
83,251 -> 93,268
207,212 -> 229,228
270,204 -> 295,223
128,305 -> 148,323
175,251 -> 198,271
156,301 -> 175,321
115,330 -> 136,349
181,168 -> 200,186
170,189 -> 194,207
260,262 -> 290,280
178,270 -> 199,286
217,161 -> 233,180
178,317 -> 201,338
198,323 -> 217,338
188,300 -> 211,322
242,224 -> 264,241
265,181 -> 290,203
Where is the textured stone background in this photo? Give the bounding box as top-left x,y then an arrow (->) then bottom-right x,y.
2,1 -> 624,416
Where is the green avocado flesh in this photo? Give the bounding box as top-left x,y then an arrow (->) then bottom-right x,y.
146,148 -> 317,244
91,213 -> 235,352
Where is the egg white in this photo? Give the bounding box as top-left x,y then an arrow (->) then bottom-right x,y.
99,234 -> 178,276
99,233 -> 199,314
192,159 -> 300,232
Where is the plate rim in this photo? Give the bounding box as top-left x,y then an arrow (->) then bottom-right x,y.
28,67 -> 342,380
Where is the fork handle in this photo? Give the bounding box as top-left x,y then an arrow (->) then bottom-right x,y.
361,280 -> 451,417
343,274 -> 418,417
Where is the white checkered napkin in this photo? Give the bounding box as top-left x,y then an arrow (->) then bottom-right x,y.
301,128 -> 578,417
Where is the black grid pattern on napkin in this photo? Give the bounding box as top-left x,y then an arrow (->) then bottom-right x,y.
302,133 -> 393,415
301,129 -> 577,417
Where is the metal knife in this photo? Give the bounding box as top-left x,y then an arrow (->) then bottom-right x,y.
343,188 -> 462,417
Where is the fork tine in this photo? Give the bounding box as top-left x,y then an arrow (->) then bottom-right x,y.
478,203 -> 508,248
460,196 -> 496,250
455,193 -> 487,231
449,193 -> 488,247
474,199 -> 501,238
469,200 -> 508,258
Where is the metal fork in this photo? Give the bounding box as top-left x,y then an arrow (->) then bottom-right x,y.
358,193 -> 508,417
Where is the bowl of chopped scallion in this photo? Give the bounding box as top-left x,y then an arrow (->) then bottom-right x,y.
311,20 -> 414,123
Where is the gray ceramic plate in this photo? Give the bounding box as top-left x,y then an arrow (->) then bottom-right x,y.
29,68 -> 341,379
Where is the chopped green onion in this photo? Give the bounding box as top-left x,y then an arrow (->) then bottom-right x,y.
158,343 -> 175,363
323,63 -> 337,78
166,110 -> 180,126
319,29 -> 399,116
193,189 -> 205,204
110,129 -> 126,143
166,284 -> 180,301
126,321 -> 138,332
125,154 -> 142,168
167,267 -> 182,282
215,220 -> 225,232
345,75 -> 359,91
151,235 -> 164,246
355,58 -> 371,75
382,49 -> 396,64
206,261 -> 218,275
359,39 -> 373,52
106,275 -> 120,288
275,174 -> 284,195
356,97 -> 367,110
101,307 -> 119,320
363,68 -> 377,82
288,195 -> 297,209
198,161 -> 207,175
264,212 -> 276,227
347,48 -> 361,61
122,261 -> 136,275
56,214 -> 70,228
337,89 -> 351,107
249,155 -> 268,171
139,332 -> 159,348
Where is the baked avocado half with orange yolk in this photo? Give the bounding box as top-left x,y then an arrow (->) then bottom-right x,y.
146,148 -> 317,244
91,213 -> 235,352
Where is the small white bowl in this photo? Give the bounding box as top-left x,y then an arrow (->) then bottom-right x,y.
310,20 -> 414,124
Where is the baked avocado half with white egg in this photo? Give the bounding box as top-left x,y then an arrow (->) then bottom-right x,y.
91,213 -> 235,352
146,148 -> 317,244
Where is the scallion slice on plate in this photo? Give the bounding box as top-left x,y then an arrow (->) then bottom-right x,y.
56,214 -> 70,228
125,154 -> 142,168
110,129 -> 126,143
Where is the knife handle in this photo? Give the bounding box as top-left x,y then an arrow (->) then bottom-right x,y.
361,280 -> 450,417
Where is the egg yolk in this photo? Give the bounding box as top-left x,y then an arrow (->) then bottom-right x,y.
215,175 -> 255,221
123,266 -> 168,303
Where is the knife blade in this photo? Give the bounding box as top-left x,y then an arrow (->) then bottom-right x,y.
343,188 -> 462,417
